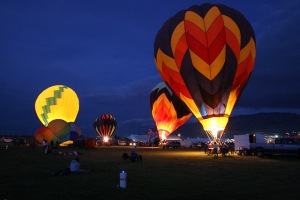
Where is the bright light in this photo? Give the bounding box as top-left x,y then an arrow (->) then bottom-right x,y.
210,119 -> 219,138
160,130 -> 167,141
103,136 -> 109,143
207,119 -> 224,139
201,117 -> 226,140
130,142 -> 136,146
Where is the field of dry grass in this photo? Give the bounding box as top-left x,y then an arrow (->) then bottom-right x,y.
1,144 -> 300,200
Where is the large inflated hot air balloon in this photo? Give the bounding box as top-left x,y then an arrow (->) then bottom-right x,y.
35,85 -> 79,126
94,114 -> 117,143
150,82 -> 192,140
154,3 -> 256,141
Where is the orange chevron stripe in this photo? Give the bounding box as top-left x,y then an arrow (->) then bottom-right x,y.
186,31 -> 209,63
223,15 -> 241,57
239,38 -> 256,65
191,45 -> 226,80
171,21 -> 185,56
204,6 -> 221,29
168,76 -> 191,99
225,28 -> 240,59
155,49 -> 179,73
161,61 -> 184,85
174,34 -> 188,69
184,20 -> 207,47
206,28 -> 226,64
185,11 -> 205,31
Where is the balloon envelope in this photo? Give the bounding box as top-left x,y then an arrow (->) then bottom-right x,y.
34,126 -> 58,144
150,82 -> 192,140
35,85 -> 79,126
69,122 -> 81,135
94,114 -> 117,140
47,119 -> 70,141
154,3 -> 256,140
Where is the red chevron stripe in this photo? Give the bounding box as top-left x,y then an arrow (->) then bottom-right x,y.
184,20 -> 207,47
207,28 -> 226,64
186,32 -> 209,63
174,34 -> 188,69
206,15 -> 224,47
225,28 -> 240,59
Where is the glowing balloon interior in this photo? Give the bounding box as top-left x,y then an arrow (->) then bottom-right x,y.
150,82 -> 192,140
154,3 -> 256,140
35,85 -> 79,126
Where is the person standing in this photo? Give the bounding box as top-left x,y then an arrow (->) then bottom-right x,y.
42,139 -> 48,154
213,142 -> 219,157
221,142 -> 227,157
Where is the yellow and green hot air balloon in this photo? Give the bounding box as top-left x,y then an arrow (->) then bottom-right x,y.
35,85 -> 79,126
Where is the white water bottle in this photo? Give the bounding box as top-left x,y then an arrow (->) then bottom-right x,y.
120,171 -> 127,188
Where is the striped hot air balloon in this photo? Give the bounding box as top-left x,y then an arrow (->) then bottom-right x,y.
35,85 -> 79,126
154,3 -> 256,141
94,114 -> 117,144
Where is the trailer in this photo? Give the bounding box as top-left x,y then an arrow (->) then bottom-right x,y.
234,134 -> 300,157
234,134 -> 266,155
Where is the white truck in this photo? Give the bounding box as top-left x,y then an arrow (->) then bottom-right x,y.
234,134 -> 300,158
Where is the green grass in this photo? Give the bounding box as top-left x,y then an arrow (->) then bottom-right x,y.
1,144 -> 300,200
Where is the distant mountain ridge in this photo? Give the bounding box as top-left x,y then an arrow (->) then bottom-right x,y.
177,112 -> 300,139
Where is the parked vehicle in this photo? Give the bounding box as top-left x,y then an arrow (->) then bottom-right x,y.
118,140 -> 128,146
234,134 -> 300,158
162,141 -> 181,149
13,138 -> 26,145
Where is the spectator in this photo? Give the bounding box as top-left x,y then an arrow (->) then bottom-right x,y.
69,158 -> 93,173
204,142 -> 208,154
221,142 -> 227,157
213,142 -> 219,157
42,139 -> 48,154
130,147 -> 142,162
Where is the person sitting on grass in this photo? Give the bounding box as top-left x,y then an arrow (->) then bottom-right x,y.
130,147 -> 142,162
70,158 -> 93,174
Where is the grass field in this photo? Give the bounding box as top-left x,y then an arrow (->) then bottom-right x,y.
1,144 -> 300,200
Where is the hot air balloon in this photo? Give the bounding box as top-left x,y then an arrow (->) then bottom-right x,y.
35,85 -> 79,126
69,122 -> 82,141
150,82 -> 192,141
154,3 -> 256,141
34,126 -> 58,144
93,114 -> 117,144
47,119 -> 70,141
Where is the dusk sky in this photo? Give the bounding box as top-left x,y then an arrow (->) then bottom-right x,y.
1,0 -> 300,138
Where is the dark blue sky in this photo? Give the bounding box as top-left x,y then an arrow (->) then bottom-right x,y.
1,0 -> 300,137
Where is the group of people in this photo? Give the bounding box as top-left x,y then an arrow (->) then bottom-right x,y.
204,141 -> 230,157
42,139 -> 60,154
